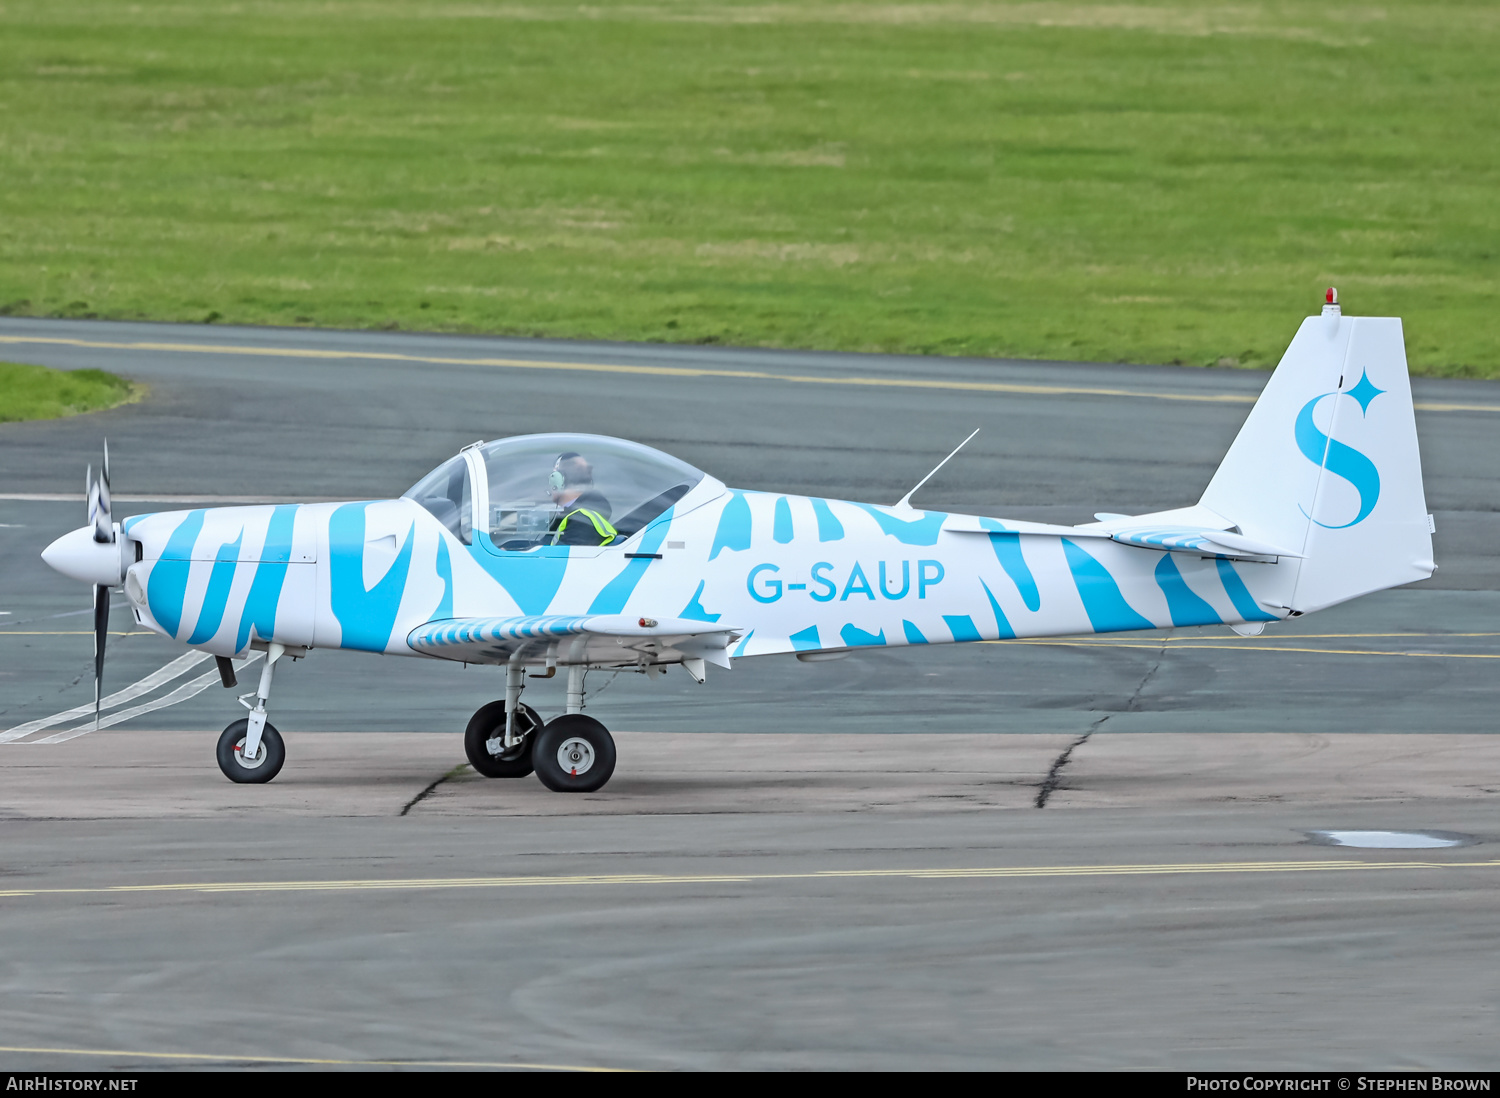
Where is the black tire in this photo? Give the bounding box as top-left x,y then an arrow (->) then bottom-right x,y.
216,718 -> 285,784
464,700 -> 541,778
532,715 -> 616,793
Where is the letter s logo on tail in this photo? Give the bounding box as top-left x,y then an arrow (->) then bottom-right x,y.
1294,369 -> 1385,529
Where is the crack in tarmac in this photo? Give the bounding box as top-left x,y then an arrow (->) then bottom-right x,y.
1035,637 -> 1169,808
1034,718 -> 1108,809
400,764 -> 470,817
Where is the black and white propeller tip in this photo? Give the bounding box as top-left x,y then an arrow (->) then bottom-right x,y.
39,443 -> 120,729
88,439 -> 112,544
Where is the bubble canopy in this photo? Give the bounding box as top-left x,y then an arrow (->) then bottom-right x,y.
403,434 -> 706,551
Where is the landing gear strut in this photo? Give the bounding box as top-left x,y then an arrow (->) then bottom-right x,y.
531,662 -> 616,792
464,700 -> 543,778
465,650 -> 545,777
217,643 -> 288,783
468,660 -> 618,792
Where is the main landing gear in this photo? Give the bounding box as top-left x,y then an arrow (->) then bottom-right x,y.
464,699 -> 542,778
465,660 -> 617,793
532,714 -> 615,793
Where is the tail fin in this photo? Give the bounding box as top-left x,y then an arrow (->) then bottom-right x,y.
1199,302 -> 1435,614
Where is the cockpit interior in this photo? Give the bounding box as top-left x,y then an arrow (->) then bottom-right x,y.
403,434 -> 707,552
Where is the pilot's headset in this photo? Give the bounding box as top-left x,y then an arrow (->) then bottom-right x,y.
548,452 -> 577,492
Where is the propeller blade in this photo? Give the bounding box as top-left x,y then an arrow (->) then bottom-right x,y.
90,441 -> 114,544
99,439 -> 111,528
93,583 -> 109,731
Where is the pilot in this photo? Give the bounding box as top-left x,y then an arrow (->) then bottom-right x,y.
547,452 -> 618,546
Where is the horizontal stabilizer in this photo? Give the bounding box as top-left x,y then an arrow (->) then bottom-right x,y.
406,614 -> 739,669
941,515 -> 1109,538
1104,526 -> 1301,561
941,511 -> 1291,558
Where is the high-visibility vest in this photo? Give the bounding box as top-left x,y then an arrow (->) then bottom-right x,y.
553,507 -> 618,546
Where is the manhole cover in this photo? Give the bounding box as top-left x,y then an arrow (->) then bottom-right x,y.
1307,830 -> 1475,849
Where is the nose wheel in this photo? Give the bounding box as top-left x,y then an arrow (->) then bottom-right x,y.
217,718 -> 285,783
216,641 -> 291,783
532,715 -> 616,793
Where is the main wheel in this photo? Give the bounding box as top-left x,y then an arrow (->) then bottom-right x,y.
216,718 -> 285,784
532,714 -> 616,793
464,700 -> 542,778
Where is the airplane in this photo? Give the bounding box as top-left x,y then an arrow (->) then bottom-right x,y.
40,292 -> 1434,792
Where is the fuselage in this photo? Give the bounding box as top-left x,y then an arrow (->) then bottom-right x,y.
105,476 -> 1285,666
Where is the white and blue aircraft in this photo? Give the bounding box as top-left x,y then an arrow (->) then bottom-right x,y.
41,294 -> 1434,791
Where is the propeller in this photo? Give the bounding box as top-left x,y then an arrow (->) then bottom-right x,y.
40,441 -> 129,730
86,442 -> 114,730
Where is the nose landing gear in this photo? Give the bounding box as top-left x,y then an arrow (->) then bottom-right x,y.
216,642 -> 289,784
217,717 -> 285,783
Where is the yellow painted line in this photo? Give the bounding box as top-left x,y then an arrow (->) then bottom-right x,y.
8,629 -> 1494,655
1410,401 -> 1500,413
1159,632 -> 1500,640
0,1044 -> 619,1071
6,333 -> 1497,411
2,859 -> 1497,900
994,639 -> 1500,659
1000,632 -> 1500,642
0,333 -> 1260,405
8,629 -> 1495,656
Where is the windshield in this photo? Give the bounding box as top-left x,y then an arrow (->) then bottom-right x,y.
481,434 -> 704,551
401,453 -> 472,544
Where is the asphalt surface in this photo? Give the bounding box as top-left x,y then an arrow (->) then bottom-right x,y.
2,787 -> 1499,1072
0,317 -> 1497,1070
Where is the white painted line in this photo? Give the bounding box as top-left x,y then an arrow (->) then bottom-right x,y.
0,651 -> 211,742
35,654 -> 263,743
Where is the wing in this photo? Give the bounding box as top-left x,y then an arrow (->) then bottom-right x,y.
406,614 -> 741,669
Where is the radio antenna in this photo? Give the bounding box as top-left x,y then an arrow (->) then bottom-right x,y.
895,428 -> 981,511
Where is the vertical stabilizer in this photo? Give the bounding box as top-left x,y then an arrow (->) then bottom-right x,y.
1199,300 -> 1434,614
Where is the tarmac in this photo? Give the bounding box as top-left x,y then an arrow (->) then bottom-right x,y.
4,731 -> 1500,819
2,731 -> 1499,1071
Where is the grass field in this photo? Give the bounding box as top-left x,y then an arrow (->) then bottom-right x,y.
0,362 -> 138,423
0,1 -> 1495,376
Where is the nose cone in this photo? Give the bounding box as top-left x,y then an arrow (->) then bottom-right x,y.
42,525 -> 124,586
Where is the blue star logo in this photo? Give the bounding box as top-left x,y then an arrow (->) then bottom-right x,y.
1345,369 -> 1385,415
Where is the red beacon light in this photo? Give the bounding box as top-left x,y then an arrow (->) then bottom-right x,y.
1322,286 -> 1342,329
